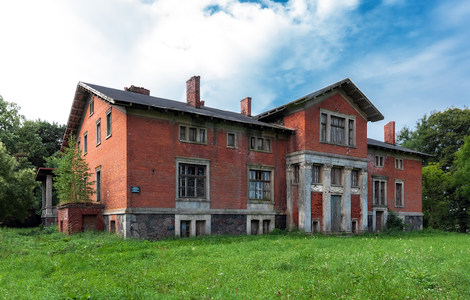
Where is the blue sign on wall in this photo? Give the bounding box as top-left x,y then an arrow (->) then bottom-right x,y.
130,186 -> 140,193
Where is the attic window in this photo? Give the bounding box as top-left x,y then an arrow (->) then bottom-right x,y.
320,110 -> 356,147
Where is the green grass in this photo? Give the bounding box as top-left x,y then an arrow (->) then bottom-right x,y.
0,227 -> 469,299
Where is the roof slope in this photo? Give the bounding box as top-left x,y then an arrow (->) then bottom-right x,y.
257,78 -> 384,122
367,138 -> 432,157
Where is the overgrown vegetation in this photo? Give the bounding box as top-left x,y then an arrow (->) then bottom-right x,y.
0,228 -> 469,299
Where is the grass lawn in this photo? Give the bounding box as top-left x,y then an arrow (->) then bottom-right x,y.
0,227 -> 469,299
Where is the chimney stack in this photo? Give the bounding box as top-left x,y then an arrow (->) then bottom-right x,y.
240,97 -> 252,117
124,85 -> 150,96
186,76 -> 201,108
384,121 -> 396,145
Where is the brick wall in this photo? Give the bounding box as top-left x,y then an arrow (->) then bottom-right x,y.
284,93 -> 368,158
311,192 -> 323,219
57,203 -> 104,235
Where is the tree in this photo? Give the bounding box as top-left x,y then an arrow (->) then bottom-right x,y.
451,135 -> 470,233
0,142 -> 36,224
398,107 -> 470,170
52,136 -> 94,204
0,95 -> 24,156
422,163 -> 452,229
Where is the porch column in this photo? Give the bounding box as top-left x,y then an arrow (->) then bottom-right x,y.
41,181 -> 47,217
322,164 -> 332,233
360,169 -> 368,232
286,165 -> 293,231
299,163 -> 312,233
342,167 -> 352,233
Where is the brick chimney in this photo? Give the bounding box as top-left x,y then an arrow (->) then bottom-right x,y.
124,85 -> 150,96
384,121 -> 396,145
186,76 -> 201,108
240,97 -> 252,117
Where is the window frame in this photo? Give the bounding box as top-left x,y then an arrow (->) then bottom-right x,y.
395,158 -> 403,170
106,108 -> 112,139
319,109 -> 356,147
179,125 -> 207,144
96,167 -> 101,202
395,180 -> 404,207
372,177 -> 387,206
96,118 -> 101,146
176,158 -> 210,201
312,165 -> 322,184
331,167 -> 342,186
375,155 -> 384,167
248,165 -> 274,203
351,169 -> 359,187
227,132 -> 236,148
249,136 -> 272,153
89,99 -> 94,116
83,131 -> 88,154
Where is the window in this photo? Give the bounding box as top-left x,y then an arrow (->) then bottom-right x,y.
77,138 -> 81,154
312,165 -> 321,184
89,99 -> 94,116
351,169 -> 359,187
178,164 -> 206,198
375,155 -> 384,167
227,132 -> 236,148
395,181 -> 404,207
395,158 -> 403,170
331,167 -> 342,185
373,179 -> 387,205
179,125 -> 206,144
106,109 -> 112,138
293,165 -> 299,184
83,132 -> 88,154
249,170 -> 271,200
96,169 -> 101,202
319,110 -> 356,146
96,118 -> 101,146
250,136 -> 271,152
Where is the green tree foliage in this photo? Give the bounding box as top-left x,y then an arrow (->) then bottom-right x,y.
397,107 -> 470,170
451,136 -> 470,233
0,95 -> 24,156
52,137 -> 94,204
422,163 -> 452,229
0,142 -> 36,224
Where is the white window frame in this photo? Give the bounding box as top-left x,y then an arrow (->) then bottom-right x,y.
83,131 -> 88,154
319,109 -> 356,147
89,98 -> 94,116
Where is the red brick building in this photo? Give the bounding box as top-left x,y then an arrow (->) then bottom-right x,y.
60,76 -> 427,237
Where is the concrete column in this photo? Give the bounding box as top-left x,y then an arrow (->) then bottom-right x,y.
360,169 -> 368,232
299,163 -> 312,233
322,164 -> 332,233
286,165 -> 293,231
41,181 -> 46,217
342,167 -> 352,233
46,175 -> 53,208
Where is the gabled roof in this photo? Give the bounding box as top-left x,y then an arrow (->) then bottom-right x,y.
367,138 -> 432,157
62,82 -> 294,149
256,78 -> 384,122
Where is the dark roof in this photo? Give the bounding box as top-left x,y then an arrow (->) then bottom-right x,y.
367,138 -> 432,157
83,82 -> 293,130
35,167 -> 54,181
61,82 -> 294,149
257,78 -> 384,122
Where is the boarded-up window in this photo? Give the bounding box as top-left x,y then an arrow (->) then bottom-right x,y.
249,170 -> 271,200
330,116 -> 345,144
312,165 -> 321,184
395,182 -> 404,207
331,167 -> 342,185
82,215 -> 97,232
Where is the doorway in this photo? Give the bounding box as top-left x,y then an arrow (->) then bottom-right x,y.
331,195 -> 341,232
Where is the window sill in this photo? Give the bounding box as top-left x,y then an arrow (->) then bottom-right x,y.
89,112 -> 94,117
319,141 -> 356,149
226,145 -> 237,149
395,205 -> 404,208
96,143 -> 101,147
179,140 -> 207,145
106,134 -> 112,140
176,198 -> 210,202
248,199 -> 273,204
249,149 -> 272,153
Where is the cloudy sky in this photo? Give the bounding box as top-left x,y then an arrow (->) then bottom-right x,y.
0,0 -> 469,140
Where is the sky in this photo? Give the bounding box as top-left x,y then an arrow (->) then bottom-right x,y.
0,0 -> 469,140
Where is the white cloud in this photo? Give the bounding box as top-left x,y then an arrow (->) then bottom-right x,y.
0,0 -> 360,123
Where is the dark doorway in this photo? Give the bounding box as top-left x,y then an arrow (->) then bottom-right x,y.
82,215 -> 97,231
331,195 -> 341,232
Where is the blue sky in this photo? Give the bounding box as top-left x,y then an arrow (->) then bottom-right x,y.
0,0 -> 469,140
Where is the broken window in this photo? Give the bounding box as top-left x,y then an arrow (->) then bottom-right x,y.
249,170 -> 271,201
179,125 -> 206,144
319,111 -> 356,146
178,164 -> 206,198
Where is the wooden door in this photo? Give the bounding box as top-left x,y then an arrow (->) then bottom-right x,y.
82,215 -> 97,232
331,195 -> 341,232
376,211 -> 383,232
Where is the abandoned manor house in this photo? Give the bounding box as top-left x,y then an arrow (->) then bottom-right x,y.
48,76 -> 429,238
